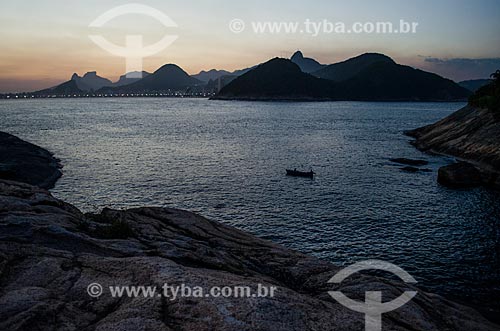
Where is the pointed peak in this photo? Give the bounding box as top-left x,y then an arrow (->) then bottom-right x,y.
71,73 -> 80,80
291,50 -> 304,60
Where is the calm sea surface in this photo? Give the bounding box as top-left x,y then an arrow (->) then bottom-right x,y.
1,98 -> 499,313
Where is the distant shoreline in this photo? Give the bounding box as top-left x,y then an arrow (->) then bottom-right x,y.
210,96 -> 469,102
0,94 -> 469,102
0,94 -> 213,100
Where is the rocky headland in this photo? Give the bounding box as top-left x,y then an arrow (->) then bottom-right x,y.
407,105 -> 500,188
2,179 -> 500,330
0,132 -> 498,330
407,73 -> 500,188
0,132 -> 62,189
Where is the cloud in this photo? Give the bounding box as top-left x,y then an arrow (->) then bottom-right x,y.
424,57 -> 500,67
421,57 -> 500,81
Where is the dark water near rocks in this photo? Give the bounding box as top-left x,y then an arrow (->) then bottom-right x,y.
1,98 -> 499,315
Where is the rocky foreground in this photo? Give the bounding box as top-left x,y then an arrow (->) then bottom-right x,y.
1,132 -> 499,330
0,132 -> 62,189
0,179 -> 498,331
407,105 -> 500,188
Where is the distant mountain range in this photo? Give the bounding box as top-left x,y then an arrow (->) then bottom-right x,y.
98,64 -> 202,93
332,59 -> 471,101
35,71 -> 151,95
458,79 -> 493,92
113,71 -> 151,87
71,72 -> 112,91
213,53 -> 472,101
191,69 -> 231,83
26,50 -> 479,101
32,63 -> 251,96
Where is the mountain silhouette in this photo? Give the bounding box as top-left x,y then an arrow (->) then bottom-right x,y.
34,71 -> 111,95
101,64 -> 202,93
34,79 -> 83,96
334,61 -> 471,101
214,54 -> 471,101
72,72 -> 112,91
25,51 -> 472,100
290,51 -> 325,73
313,53 -> 395,81
111,71 -> 151,87
212,58 -> 336,100
192,69 -> 231,83
458,79 -> 493,92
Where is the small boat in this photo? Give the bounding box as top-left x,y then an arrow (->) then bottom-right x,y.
286,169 -> 315,178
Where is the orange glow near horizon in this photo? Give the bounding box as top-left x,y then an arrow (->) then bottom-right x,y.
1,0 -> 499,92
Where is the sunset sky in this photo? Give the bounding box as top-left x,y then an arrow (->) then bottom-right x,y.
1,0 -> 499,92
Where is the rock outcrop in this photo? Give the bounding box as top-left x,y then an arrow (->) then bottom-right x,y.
407,105 -> 500,188
437,162 -> 483,188
0,132 -> 62,189
0,179 -> 498,330
390,158 -> 429,166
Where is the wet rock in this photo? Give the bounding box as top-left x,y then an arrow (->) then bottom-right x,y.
401,167 -> 432,173
0,179 -> 498,331
390,158 -> 429,166
407,105 -> 500,188
401,166 -> 419,172
438,162 -> 482,188
0,132 -> 62,189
